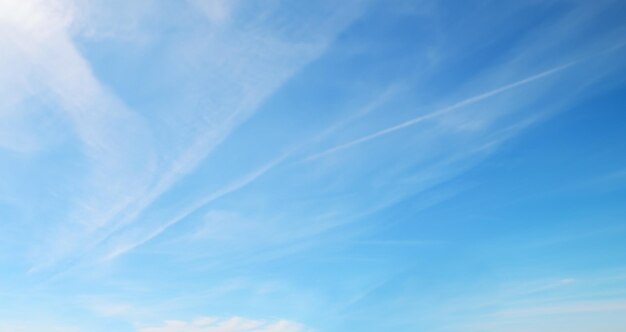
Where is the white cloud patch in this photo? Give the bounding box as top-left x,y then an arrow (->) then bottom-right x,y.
0,0 -> 156,270
0,0 -> 368,272
190,0 -> 236,25
140,316 -> 311,332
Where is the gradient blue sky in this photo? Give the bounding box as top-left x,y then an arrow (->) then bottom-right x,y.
1,0 -> 626,331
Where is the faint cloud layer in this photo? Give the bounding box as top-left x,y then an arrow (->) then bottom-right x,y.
140,316 -> 311,332
190,0 -> 236,25
0,0 -> 625,332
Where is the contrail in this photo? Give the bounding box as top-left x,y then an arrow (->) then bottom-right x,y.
304,61 -> 576,162
103,153 -> 288,261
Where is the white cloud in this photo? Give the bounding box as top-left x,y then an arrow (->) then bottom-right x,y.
190,0 -> 236,25
76,0 -> 369,263
0,0 -> 367,272
140,316 -> 311,332
0,321 -> 83,332
0,0 -> 156,270
102,154 -> 284,260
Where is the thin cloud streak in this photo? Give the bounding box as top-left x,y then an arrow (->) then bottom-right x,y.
25,0 -> 369,272
104,154 -> 287,261
303,62 -> 576,162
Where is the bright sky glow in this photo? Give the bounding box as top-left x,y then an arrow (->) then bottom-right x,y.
1,1 -> 626,331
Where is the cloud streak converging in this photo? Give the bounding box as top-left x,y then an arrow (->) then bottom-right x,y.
2,0 -> 369,273
1,1 -> 626,332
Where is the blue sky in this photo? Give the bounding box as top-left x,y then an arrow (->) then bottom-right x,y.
1,0 -> 626,331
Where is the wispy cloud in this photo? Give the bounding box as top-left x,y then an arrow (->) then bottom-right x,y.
496,300 -> 626,318
4,0 -> 370,273
78,0 -> 369,265
103,154 -> 286,260
303,62 -> 575,162
140,316 -> 312,332
189,0 -> 236,25
2,1 -> 626,331
0,0 -> 157,272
